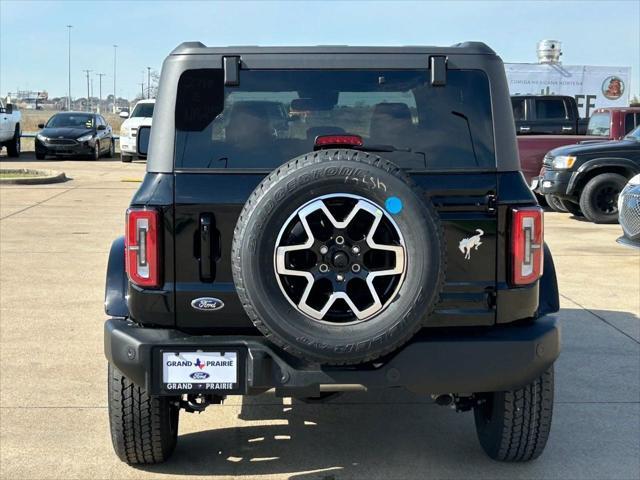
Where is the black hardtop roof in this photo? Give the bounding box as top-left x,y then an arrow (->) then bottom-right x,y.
170,41 -> 496,56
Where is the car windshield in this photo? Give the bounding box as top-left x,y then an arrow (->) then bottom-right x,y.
174,68 -> 495,170
47,114 -> 94,129
625,126 -> 640,141
131,103 -> 155,118
586,112 -> 611,137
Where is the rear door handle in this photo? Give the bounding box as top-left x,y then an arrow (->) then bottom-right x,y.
200,214 -> 213,281
519,126 -> 530,132
562,126 -> 572,131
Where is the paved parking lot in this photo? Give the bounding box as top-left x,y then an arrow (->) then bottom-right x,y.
1,153 -> 639,479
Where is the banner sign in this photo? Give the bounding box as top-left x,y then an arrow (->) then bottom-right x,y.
504,63 -> 631,117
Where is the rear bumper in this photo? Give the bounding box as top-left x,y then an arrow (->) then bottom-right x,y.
104,317 -> 560,396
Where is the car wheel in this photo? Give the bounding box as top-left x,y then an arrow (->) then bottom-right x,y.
544,194 -> 567,213
107,139 -> 115,158
92,141 -> 100,161
579,173 -> 627,224
558,198 -> 583,217
121,154 -> 132,163
232,149 -> 445,365
35,150 -> 46,160
474,366 -> 554,462
6,126 -> 20,157
108,363 -> 179,465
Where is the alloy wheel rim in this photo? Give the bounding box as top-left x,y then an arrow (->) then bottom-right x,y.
274,193 -> 406,325
595,185 -> 619,214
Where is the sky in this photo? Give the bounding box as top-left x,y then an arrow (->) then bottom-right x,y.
1,0 -> 639,100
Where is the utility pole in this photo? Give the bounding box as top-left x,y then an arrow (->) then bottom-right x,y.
139,82 -> 144,99
67,25 -> 72,110
83,69 -> 92,112
96,73 -> 105,113
147,67 -> 151,99
113,45 -> 118,113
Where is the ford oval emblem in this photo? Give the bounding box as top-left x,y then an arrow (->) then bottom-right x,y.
191,297 -> 225,311
190,371 -> 210,380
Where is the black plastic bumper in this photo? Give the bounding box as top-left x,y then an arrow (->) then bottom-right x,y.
36,140 -> 93,157
538,170 -> 572,196
104,317 -> 560,396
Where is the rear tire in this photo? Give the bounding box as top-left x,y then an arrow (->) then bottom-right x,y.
121,154 -> 132,163
559,198 -> 583,217
474,366 -> 554,462
544,194 -> 567,213
579,173 -> 627,223
6,126 -> 20,157
107,139 -> 115,158
108,363 -> 179,465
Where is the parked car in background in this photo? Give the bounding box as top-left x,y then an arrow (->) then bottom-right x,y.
511,95 -> 588,135
537,125 -> 640,223
617,174 -> 640,248
119,99 -> 155,162
0,98 -> 21,157
35,112 -> 114,160
519,107 -> 640,190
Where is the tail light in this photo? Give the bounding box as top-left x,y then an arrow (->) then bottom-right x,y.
314,134 -> 363,149
511,206 -> 544,286
126,208 -> 160,287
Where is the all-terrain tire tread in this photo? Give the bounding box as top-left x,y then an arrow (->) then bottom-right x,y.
477,367 -> 554,462
108,363 -> 178,465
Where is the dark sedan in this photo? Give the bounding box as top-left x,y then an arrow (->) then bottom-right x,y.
537,126 -> 640,223
35,112 -> 114,160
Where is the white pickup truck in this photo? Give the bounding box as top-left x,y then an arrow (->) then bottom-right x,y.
0,99 -> 21,157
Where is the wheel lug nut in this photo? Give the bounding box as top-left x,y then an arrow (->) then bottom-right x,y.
320,245 -> 328,254
336,274 -> 344,282
319,264 -> 329,273
352,246 -> 360,254
352,264 -> 361,273
335,236 -> 345,245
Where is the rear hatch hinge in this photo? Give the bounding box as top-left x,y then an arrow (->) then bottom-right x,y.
485,287 -> 497,310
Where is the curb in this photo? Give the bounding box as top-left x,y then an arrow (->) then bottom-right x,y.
0,169 -> 68,185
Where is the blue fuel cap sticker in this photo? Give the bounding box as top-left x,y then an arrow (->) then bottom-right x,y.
385,196 -> 403,215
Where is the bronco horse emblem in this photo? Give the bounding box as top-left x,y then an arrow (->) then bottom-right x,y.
459,229 -> 484,260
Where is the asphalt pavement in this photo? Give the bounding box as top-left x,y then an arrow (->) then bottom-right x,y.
1,153 -> 638,480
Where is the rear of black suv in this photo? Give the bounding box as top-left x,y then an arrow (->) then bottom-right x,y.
104,43 -> 560,465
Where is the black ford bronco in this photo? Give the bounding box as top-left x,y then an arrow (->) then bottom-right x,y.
104,42 -> 561,465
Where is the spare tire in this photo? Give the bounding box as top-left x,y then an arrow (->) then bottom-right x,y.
232,149 -> 445,365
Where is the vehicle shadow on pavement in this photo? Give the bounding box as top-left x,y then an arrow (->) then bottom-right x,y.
138,390 -> 492,478
135,307 -> 639,478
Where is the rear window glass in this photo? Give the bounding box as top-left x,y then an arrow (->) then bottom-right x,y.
535,99 -> 567,120
586,112 -> 611,136
175,69 -> 495,170
624,112 -> 639,134
511,98 -> 526,121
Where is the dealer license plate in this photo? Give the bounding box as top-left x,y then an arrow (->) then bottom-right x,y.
162,351 -> 238,391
